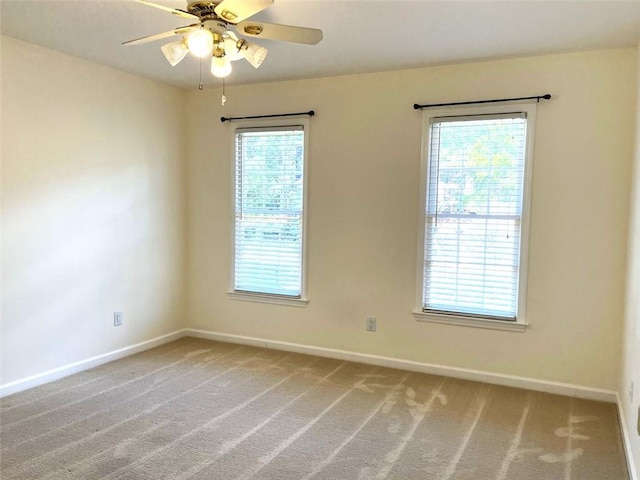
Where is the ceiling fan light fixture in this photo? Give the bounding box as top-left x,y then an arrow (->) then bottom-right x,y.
241,41 -> 268,68
187,28 -> 214,58
160,39 -> 189,66
123,0 -> 323,87
211,55 -> 232,78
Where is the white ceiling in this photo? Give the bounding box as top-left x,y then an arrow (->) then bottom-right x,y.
2,0 -> 640,90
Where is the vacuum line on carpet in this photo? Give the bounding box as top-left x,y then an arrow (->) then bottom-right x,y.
2,345 -> 247,457
302,371 -> 412,480
495,393 -> 533,480
232,366 -> 381,480
173,359 -> 348,480
565,399 -> 574,480
92,352 -> 311,480
374,377 -> 447,479
441,384 -> 491,480
4,345 -> 256,479
1,339 -> 201,413
1,346 -> 216,432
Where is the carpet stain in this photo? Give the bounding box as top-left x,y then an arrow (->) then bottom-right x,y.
539,448 -> 584,463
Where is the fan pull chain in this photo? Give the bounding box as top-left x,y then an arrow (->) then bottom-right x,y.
221,78 -> 226,106
198,58 -> 203,91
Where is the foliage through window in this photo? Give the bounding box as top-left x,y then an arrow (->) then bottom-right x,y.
420,106 -> 534,323
233,125 -> 306,298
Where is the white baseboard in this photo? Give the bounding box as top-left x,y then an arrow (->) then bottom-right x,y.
617,393 -> 639,480
1,327 -> 619,405
185,328 -> 617,403
0,329 -> 186,398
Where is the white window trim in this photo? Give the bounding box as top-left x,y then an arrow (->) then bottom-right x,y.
228,117 -> 310,306
227,290 -> 309,307
414,102 -> 537,332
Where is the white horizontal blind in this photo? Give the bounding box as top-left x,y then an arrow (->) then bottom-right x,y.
423,113 -> 527,320
234,126 -> 305,297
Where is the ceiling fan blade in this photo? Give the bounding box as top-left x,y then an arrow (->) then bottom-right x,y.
214,0 -> 273,24
122,24 -> 196,46
236,21 -> 322,45
133,0 -> 199,21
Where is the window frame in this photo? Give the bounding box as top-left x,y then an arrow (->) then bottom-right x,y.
228,118 -> 310,307
413,102 -> 537,332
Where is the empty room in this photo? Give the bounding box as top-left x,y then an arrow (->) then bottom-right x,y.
2,0 -> 640,478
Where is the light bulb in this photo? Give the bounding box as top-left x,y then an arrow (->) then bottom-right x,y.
161,39 -> 189,66
241,41 -> 268,68
211,55 -> 232,78
187,29 -> 213,58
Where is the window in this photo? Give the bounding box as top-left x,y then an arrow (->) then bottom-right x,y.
415,103 -> 536,331
230,121 -> 308,305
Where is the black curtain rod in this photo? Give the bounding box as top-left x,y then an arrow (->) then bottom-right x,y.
220,110 -> 315,123
413,94 -> 551,110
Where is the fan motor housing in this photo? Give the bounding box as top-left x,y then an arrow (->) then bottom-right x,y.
202,19 -> 227,35
187,1 -> 220,19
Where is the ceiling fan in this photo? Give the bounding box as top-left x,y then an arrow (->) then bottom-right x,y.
123,0 -> 323,81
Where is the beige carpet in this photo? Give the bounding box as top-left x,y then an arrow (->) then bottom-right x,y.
0,337 -> 629,479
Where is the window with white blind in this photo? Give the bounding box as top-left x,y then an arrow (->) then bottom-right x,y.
415,103 -> 536,330
231,121 -> 308,305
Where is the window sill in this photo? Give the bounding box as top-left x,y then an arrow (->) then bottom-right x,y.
227,291 -> 309,308
412,310 -> 527,332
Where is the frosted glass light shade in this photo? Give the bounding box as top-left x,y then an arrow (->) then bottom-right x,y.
161,40 -> 189,66
187,29 -> 214,58
223,38 -> 244,62
242,42 -> 268,68
211,55 -> 232,78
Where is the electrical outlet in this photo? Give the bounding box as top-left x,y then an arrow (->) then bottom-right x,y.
114,311 -> 123,327
631,381 -> 635,403
366,316 -> 377,332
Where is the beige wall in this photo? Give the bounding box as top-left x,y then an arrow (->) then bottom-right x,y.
1,36 -> 635,404
621,43 -> 640,478
187,48 -> 636,391
1,37 -> 187,384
